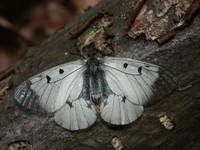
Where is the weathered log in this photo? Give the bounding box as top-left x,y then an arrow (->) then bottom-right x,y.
1,0 -> 200,149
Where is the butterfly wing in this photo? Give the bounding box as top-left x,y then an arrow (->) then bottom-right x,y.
14,59 -> 97,130
99,57 -> 176,125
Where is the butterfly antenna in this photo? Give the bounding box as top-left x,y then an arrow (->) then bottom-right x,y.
69,51 -> 86,59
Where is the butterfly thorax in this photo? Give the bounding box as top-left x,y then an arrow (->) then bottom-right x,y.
86,56 -> 99,76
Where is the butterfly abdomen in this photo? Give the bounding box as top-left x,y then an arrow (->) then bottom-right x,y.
89,70 -> 103,104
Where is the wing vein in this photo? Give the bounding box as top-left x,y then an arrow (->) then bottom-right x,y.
133,75 -> 149,102
102,64 -> 141,75
44,83 -> 56,111
126,74 -> 140,104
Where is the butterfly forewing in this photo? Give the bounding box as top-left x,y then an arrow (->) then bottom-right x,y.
100,57 -> 176,106
14,59 -> 86,112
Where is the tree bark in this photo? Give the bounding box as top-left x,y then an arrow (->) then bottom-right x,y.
1,0 -> 200,149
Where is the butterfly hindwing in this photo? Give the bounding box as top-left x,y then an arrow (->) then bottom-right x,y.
54,67 -> 97,130
100,94 -> 144,125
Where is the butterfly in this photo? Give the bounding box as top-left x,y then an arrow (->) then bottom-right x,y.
14,55 -> 176,131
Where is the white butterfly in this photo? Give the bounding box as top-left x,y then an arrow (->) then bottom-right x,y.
14,56 -> 176,131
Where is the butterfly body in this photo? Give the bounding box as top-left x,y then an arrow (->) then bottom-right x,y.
85,56 -> 109,105
14,56 -> 176,131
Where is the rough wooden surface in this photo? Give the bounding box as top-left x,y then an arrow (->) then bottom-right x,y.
1,0 -> 200,149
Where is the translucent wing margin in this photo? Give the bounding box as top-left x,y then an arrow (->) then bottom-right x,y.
99,57 -> 176,125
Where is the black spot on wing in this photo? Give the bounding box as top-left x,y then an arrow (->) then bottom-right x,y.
66,101 -> 73,108
138,67 -> 142,75
123,63 -> 128,69
87,104 -> 92,108
59,69 -> 64,74
103,101 -> 108,106
122,96 -> 126,103
46,76 -> 51,83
